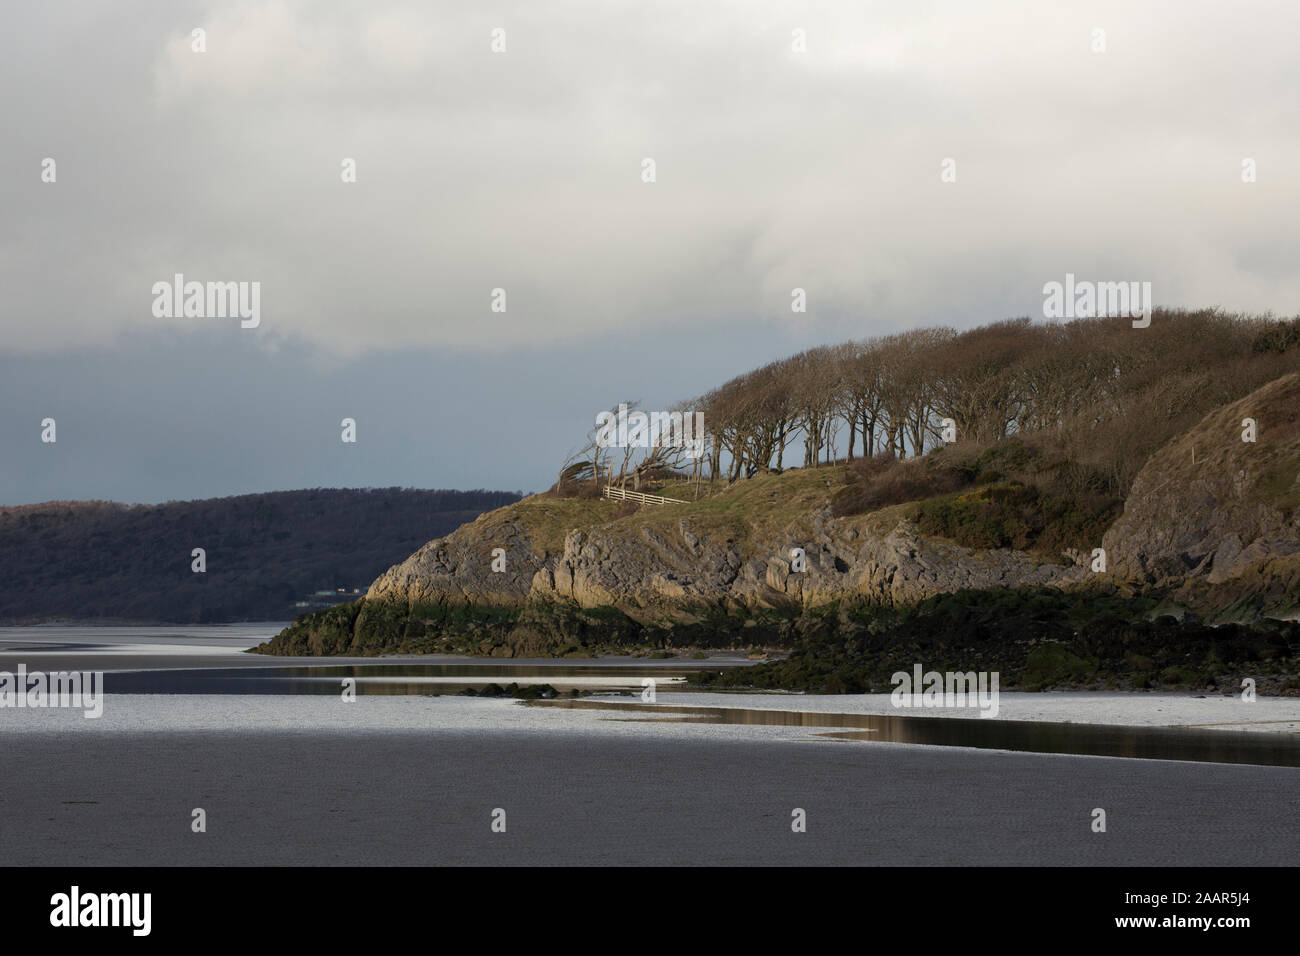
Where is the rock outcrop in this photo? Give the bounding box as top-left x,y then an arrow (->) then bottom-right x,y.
524,511 -> 1086,621
366,516 -> 543,610
358,472 -> 1091,642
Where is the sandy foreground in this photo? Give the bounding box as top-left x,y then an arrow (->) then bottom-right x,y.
2,689 -> 1298,734
0,696 -> 1297,866
2,628 -> 1298,865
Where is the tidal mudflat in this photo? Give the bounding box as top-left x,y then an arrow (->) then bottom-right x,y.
2,695 -> 1299,866
2,627 -> 1297,865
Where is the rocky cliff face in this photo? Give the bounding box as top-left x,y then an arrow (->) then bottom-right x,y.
363,485 -> 1089,633
366,515 -> 542,609
523,512 -> 1086,621
1103,372 -> 1300,618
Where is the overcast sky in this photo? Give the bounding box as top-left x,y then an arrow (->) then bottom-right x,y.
3,1 -> 1299,504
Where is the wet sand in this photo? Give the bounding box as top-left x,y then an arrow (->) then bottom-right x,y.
3,627 -> 1297,866
1,696 -> 1297,866
4,728 -> 1298,866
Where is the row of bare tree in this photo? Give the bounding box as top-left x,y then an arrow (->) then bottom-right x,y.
564,309 -> 1299,496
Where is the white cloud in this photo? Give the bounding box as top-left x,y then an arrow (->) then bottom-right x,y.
2,0 -> 1298,355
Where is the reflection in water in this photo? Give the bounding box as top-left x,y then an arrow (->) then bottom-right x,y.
529,699 -> 1300,768
96,665 -> 1300,768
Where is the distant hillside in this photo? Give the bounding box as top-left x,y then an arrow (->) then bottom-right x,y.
0,488 -> 522,624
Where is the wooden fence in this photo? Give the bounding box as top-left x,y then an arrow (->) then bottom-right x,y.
602,486 -> 688,506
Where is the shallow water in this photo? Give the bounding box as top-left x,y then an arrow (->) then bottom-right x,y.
99,662 -> 703,695
531,698 -> 1300,768
5,625 -> 1299,768
80,664 -> 1300,767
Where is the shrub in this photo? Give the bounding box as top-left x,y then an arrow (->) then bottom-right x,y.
1252,317 -> 1300,354
833,455 -> 966,517
912,481 -> 1121,554
548,477 -> 602,500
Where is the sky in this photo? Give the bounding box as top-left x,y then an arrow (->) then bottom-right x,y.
3,0 -> 1299,504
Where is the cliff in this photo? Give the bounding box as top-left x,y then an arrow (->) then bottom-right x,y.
258,374 -> 1300,658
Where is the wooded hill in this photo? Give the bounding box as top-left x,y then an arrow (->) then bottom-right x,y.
590,309 -> 1300,500
0,488 -> 521,624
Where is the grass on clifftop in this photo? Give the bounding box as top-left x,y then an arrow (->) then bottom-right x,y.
503,467 -> 844,557
614,467 -> 841,547
469,495 -> 621,555
536,441 -> 1123,562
